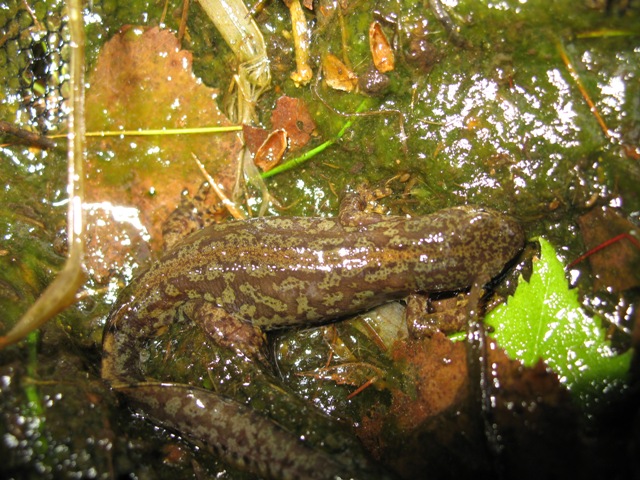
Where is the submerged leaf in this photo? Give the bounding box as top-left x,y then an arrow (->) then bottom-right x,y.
270,96 -> 316,150
254,129 -> 288,172
576,206 -> 640,292
85,26 -> 242,250
485,237 -> 632,409
322,53 -> 358,92
369,22 -> 395,73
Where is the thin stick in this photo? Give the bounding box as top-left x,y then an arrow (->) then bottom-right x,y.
47,125 -> 242,139
567,232 -> 640,269
0,120 -> 56,149
192,153 -> 246,220
0,0 -> 87,348
160,0 -> 170,25
346,376 -> 378,400
575,29 -> 634,39
178,0 -> 190,42
557,41 -> 611,139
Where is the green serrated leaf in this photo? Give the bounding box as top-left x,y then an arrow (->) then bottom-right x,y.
485,237 -> 632,410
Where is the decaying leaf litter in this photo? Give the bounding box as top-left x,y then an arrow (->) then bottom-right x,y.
85,26 -> 242,251
0,0 -> 636,478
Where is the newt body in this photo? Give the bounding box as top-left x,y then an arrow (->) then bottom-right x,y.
102,200 -> 524,479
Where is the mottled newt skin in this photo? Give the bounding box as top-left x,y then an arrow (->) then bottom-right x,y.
102,196 -> 524,479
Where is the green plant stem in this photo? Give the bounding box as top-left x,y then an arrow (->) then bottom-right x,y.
261,99 -> 369,179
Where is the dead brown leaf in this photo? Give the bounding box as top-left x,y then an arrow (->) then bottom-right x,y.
244,95 -> 316,171
254,129 -> 288,172
322,53 -> 358,92
270,95 -> 316,150
84,26 -> 242,255
242,124 -> 270,155
369,22 -> 395,73
577,206 -> 640,292
358,334 -> 578,479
